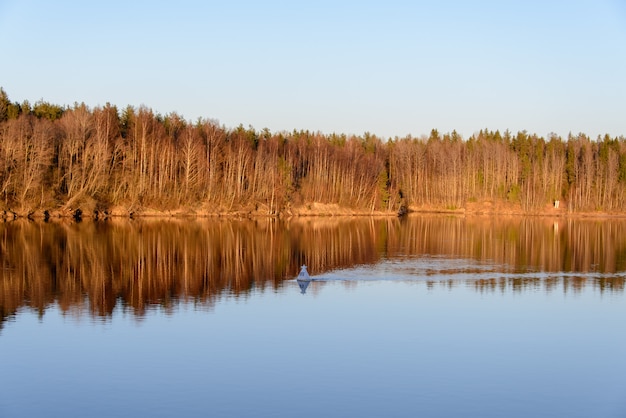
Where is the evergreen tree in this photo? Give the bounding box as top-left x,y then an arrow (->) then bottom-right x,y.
0,87 -> 9,122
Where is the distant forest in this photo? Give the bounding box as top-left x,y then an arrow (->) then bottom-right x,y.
1,88 -> 626,217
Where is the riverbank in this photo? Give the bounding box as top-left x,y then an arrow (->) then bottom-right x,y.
0,202 -> 395,221
3,199 -> 626,221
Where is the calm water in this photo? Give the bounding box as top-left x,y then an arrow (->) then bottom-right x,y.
1,216 -> 626,418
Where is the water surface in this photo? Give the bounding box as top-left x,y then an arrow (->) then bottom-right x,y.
1,216 -> 625,417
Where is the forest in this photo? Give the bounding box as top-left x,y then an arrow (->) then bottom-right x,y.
1,87 -> 626,218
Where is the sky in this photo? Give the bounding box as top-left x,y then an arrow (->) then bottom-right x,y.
1,0 -> 625,140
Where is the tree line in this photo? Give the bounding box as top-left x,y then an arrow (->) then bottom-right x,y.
1,88 -> 626,216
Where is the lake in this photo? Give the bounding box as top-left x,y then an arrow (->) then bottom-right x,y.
1,216 -> 625,418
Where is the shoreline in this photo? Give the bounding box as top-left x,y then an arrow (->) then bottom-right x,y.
4,201 -> 626,221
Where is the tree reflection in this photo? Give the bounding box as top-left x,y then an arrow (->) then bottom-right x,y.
470,276 -> 624,294
1,215 -> 625,323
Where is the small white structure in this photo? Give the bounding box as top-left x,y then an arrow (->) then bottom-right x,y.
297,265 -> 311,281
554,200 -> 560,209
296,265 -> 311,294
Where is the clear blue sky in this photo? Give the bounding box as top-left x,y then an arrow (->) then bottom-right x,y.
1,0 -> 625,139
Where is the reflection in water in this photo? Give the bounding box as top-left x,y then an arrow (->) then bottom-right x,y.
1,215 -> 626,324
297,279 -> 311,294
471,275 -> 625,294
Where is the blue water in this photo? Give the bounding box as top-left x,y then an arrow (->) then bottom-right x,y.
2,260 -> 625,418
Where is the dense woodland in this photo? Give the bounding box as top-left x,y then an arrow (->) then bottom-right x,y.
1,88 -> 626,217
